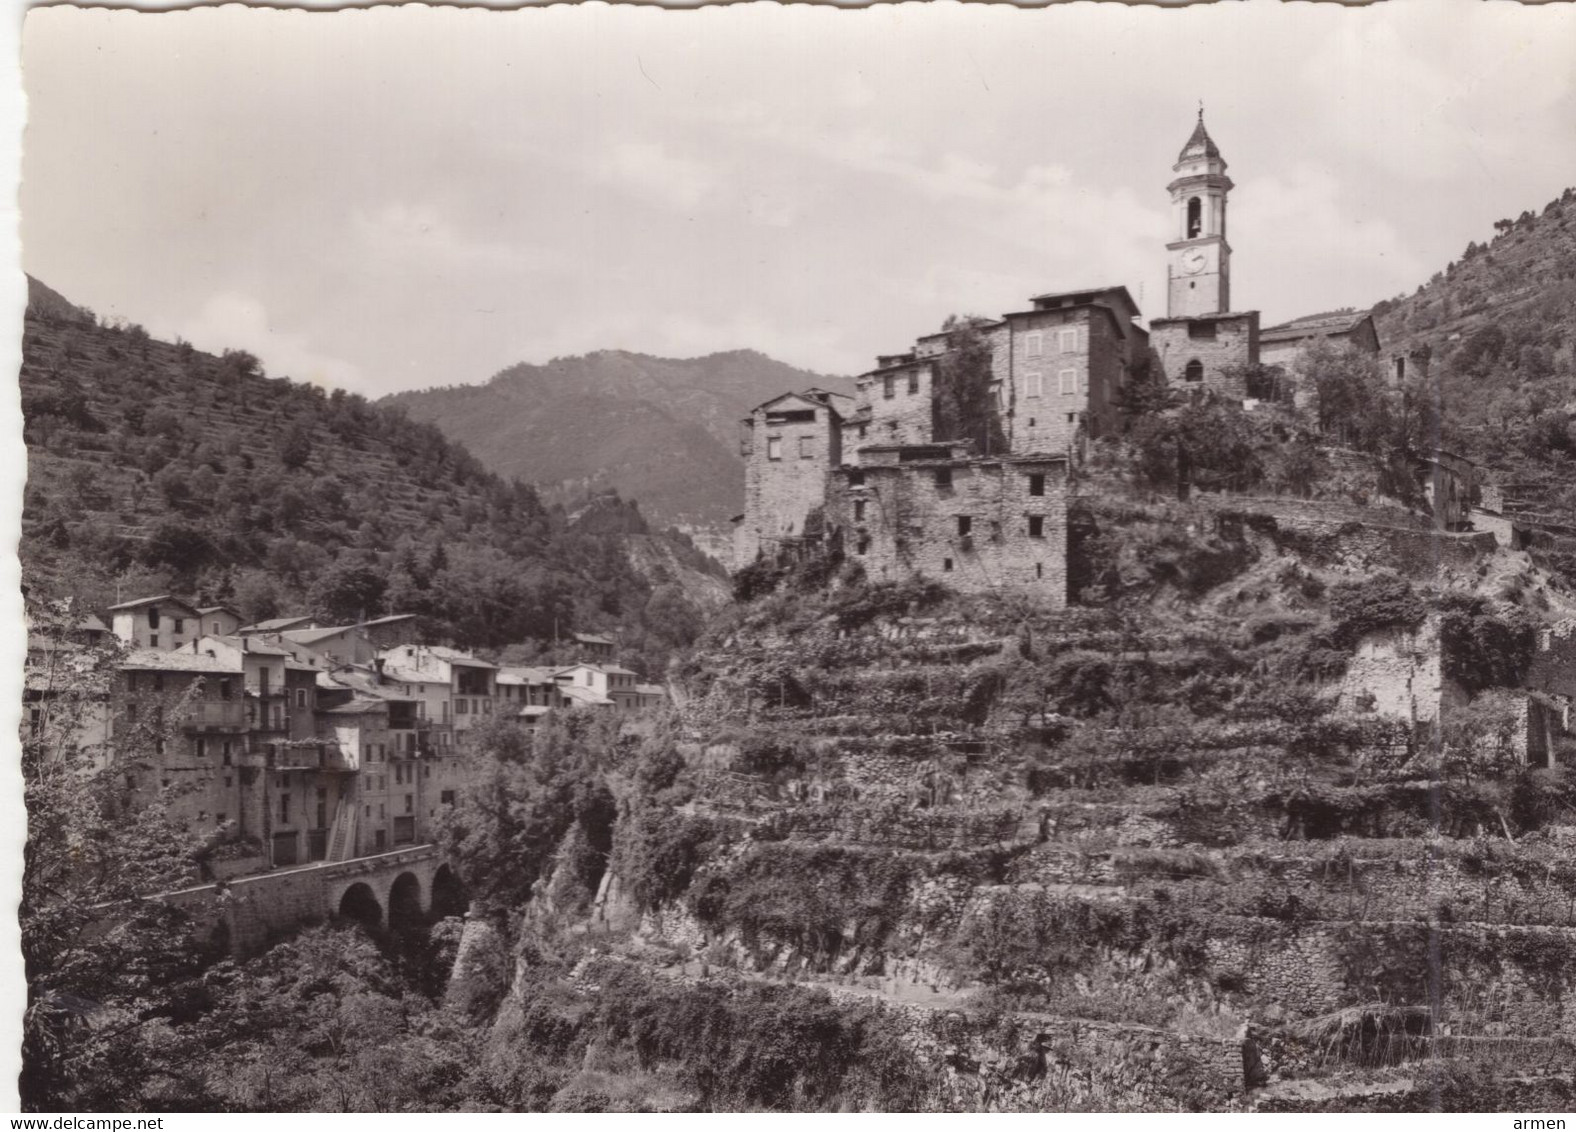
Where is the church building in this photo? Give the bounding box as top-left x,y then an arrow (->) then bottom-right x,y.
1147,113 -> 1262,397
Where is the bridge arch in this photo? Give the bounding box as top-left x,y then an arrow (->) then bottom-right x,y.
430,864 -> 469,919
387,871 -> 425,934
338,881 -> 383,930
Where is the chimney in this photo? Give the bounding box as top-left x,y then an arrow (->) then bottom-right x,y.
373,657 -> 385,685
242,637 -> 249,653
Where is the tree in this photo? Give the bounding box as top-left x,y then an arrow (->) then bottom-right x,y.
931,316 -> 1007,454
308,559 -> 386,624
21,598 -> 212,1109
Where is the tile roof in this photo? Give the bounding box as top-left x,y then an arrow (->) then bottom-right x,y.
282,625 -> 360,646
360,613 -> 417,627
200,634 -> 295,658
120,648 -> 240,674
241,615 -> 314,633
558,684 -> 613,707
321,697 -> 391,715
107,594 -> 201,614
573,632 -> 616,646
498,665 -> 562,683
1261,311 -> 1372,341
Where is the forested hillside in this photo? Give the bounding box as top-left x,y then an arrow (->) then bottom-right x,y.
383,349 -> 850,528
1373,186 -> 1576,483
19,287 -> 721,663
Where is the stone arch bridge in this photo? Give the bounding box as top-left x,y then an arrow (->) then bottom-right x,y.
159,845 -> 468,957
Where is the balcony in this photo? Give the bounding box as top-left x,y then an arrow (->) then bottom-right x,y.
180,700 -> 247,731
269,741 -> 355,772
244,683 -> 289,699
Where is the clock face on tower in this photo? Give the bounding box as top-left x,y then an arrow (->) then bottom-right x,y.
1181,249 -> 1208,275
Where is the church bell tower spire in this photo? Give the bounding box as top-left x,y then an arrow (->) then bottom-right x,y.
1166,110 -> 1233,318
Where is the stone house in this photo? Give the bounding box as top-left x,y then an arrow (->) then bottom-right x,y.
359,613 -> 421,650
1002,286 -> 1149,453
1414,449 -> 1477,531
824,443 -> 1070,598
572,632 -> 617,661
1258,310 -> 1381,372
279,623 -> 377,667
195,605 -> 243,638
735,388 -> 854,565
554,662 -> 654,710
107,594 -> 203,652
378,643 -> 497,736
114,648 -> 250,838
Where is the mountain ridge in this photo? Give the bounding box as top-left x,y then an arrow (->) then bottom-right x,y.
383,348 -> 853,530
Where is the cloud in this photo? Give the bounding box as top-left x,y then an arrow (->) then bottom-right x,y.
176,292 -> 367,392
1234,164 -> 1429,321
592,140 -> 720,213
349,201 -> 561,274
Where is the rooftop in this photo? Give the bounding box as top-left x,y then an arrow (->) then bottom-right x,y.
107,594 -> 201,614
1178,111 -> 1222,163
240,615 -> 315,633
120,648 -> 239,674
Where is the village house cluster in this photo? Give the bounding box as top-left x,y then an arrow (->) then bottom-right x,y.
25,597 -> 664,879
733,113 -> 1430,596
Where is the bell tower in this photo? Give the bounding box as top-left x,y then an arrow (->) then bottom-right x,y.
1166,110 -> 1232,318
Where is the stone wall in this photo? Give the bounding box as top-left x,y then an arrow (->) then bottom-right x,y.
1151,312 -> 1259,396
827,456 -> 1069,600
738,399 -> 839,564
859,361 -> 936,449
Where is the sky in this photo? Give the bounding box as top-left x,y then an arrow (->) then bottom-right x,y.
17,1 -> 1576,396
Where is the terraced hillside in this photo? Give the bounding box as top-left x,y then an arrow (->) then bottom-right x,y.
1371,186 -> 1576,488
515,490 -> 1576,1111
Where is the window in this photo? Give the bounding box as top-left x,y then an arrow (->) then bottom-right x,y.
153,672 -> 164,692
1188,320 -> 1217,341
222,740 -> 233,765
957,515 -> 972,537
1185,359 -> 1204,383
482,699 -> 492,714
219,679 -> 233,700
943,558 -> 954,572
173,618 -> 184,635
1036,563 -> 1044,579
1059,369 -> 1077,395
405,794 -> 414,814
147,607 -> 160,629
211,621 -> 221,634
1024,371 -> 1042,398
767,436 -> 783,460
854,499 -> 866,521
907,369 -> 920,394
296,689 -> 308,708
1028,473 -> 1045,497
196,738 -> 207,758
1025,332 -> 1043,358
1059,328 -> 1079,353
935,468 -> 952,489
126,703 -> 138,722
799,436 -> 814,459
126,672 -> 138,692
278,793 -> 290,824
883,375 -> 895,399
1187,196 -> 1202,239
1028,515 -> 1045,539
856,534 -> 870,555
217,812 -> 227,825
149,634 -> 159,649
441,789 -> 455,806
858,425 -> 868,439
848,469 -> 865,486
456,698 -> 468,715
